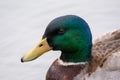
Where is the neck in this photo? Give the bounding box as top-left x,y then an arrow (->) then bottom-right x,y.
58,59 -> 87,66
60,48 -> 91,63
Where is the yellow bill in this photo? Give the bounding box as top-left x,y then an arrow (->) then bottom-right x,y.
21,38 -> 52,62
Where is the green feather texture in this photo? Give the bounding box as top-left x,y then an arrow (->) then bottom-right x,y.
43,15 -> 92,62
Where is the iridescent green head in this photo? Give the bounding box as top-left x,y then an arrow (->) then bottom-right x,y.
21,15 -> 92,63
43,15 -> 92,62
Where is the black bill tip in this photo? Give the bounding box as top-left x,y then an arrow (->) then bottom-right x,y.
21,57 -> 24,63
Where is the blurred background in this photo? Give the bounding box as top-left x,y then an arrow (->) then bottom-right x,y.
0,0 -> 120,80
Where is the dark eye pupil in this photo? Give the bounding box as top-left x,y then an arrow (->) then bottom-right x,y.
58,29 -> 65,34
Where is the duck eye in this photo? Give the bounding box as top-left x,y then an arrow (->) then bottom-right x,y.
58,29 -> 65,34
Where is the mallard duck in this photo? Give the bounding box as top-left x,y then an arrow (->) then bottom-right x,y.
21,15 -> 120,80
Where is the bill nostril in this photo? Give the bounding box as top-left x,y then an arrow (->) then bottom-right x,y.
39,44 -> 43,47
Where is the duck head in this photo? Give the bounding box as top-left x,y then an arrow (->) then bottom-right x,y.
21,15 -> 92,63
